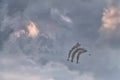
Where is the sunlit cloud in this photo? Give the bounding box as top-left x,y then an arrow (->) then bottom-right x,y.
98,5 -> 120,41
95,5 -> 120,52
101,5 -> 120,31
27,22 -> 40,39
14,21 -> 40,39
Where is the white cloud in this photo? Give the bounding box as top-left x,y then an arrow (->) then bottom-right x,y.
0,59 -> 96,80
60,14 -> 72,23
0,72 -> 51,80
50,8 -> 73,25
75,73 -> 95,80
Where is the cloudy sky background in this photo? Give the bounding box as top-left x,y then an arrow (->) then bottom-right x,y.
0,0 -> 120,80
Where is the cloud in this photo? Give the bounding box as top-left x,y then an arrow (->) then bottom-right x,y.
27,21 -> 40,39
0,72 -> 51,80
0,27 -> 14,50
101,6 -> 120,30
14,29 -> 26,38
5,0 -> 28,16
0,57 -> 96,80
0,0 -> 120,80
50,8 -> 73,26
0,57 -> 16,65
98,4 -> 120,49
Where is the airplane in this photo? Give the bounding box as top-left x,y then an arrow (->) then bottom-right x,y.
67,43 -> 88,64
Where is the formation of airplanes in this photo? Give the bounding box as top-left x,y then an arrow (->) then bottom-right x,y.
67,42 -> 87,64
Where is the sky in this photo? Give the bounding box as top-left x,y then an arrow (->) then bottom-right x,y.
0,0 -> 120,80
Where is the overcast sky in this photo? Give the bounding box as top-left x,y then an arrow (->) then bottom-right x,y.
0,0 -> 120,80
